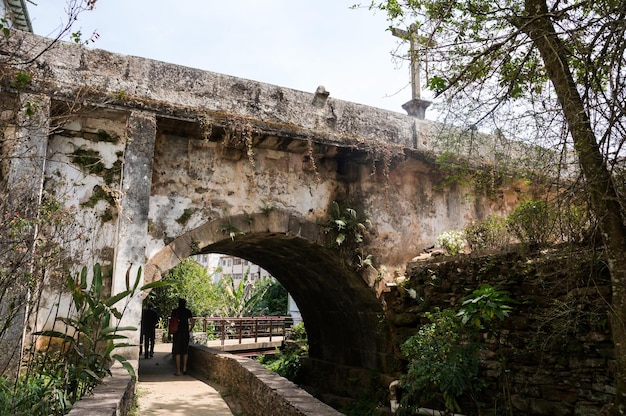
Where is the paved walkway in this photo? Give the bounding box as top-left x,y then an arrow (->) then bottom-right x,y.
137,343 -> 234,416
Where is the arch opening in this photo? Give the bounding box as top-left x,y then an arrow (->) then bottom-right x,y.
145,210 -> 394,371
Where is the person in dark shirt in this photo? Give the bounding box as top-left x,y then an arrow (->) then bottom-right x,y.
141,303 -> 159,359
171,298 -> 194,375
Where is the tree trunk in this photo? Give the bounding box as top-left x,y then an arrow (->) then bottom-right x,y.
521,0 -> 626,413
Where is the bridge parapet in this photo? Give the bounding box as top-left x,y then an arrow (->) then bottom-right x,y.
3,31 -> 432,153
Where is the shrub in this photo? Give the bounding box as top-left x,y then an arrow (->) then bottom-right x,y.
19,264 -> 164,415
398,285 -> 514,414
399,309 -> 480,414
32,265 -> 140,403
0,374 -> 69,416
436,230 -> 466,255
463,215 -> 510,251
556,203 -> 592,244
257,322 -> 307,381
506,200 -> 554,247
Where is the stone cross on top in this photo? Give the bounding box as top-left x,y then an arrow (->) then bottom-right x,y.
391,23 -> 431,119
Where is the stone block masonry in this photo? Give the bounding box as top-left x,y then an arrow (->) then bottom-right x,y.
384,248 -> 614,415
189,344 -> 343,416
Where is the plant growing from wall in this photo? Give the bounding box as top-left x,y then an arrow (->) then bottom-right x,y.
259,202 -> 275,216
176,208 -> 194,226
220,217 -> 241,241
323,200 -> 377,271
457,285 -> 514,330
326,201 -> 369,249
399,308 -> 481,414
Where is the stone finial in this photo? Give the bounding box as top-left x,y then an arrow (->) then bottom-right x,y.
312,85 -> 330,108
402,98 -> 431,119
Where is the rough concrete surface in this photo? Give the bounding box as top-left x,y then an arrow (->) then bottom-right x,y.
138,343 -> 234,416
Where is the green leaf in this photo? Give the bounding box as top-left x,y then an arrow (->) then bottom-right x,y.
113,354 -> 137,381
33,330 -> 75,342
93,263 -> 103,295
80,266 -> 88,289
125,266 -> 131,290
141,280 -> 170,290
132,266 -> 142,291
99,334 -> 129,341
101,325 -> 136,334
104,290 -> 132,307
427,75 -> 447,93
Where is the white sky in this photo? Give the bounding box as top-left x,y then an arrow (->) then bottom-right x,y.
27,0 -> 428,114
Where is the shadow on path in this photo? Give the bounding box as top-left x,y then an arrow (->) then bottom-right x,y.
137,343 -> 234,416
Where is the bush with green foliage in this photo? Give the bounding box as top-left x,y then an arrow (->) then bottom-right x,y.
436,230 -> 466,255
398,285 -> 513,414
463,215 -> 510,251
457,285 -> 514,330
149,258 -> 224,319
257,322 -> 307,381
253,279 -> 288,316
506,200 -> 554,247
555,202 -> 592,244
151,259 -> 288,320
399,309 -> 480,414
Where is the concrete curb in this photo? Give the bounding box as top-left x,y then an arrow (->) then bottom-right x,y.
66,361 -> 136,416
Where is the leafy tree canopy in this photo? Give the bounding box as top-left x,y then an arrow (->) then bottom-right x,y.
362,0 -> 626,413
149,259 -> 288,320
363,0 -> 625,161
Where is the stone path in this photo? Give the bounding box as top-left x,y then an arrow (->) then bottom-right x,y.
137,343 -> 234,416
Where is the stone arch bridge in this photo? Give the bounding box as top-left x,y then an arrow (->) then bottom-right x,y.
2,32 -> 525,395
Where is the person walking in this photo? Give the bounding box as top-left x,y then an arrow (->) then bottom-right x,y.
141,302 -> 159,359
171,298 -> 194,376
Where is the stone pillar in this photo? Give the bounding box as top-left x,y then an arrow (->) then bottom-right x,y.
111,111 -> 156,361
0,93 -> 50,377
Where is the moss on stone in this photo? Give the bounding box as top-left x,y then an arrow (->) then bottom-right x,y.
176,208 -> 194,225
100,207 -> 114,222
81,184 -> 114,208
72,148 -> 105,175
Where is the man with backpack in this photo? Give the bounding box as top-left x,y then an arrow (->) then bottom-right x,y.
170,298 -> 194,376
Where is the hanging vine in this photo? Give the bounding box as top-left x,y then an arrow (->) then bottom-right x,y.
307,137 -> 321,182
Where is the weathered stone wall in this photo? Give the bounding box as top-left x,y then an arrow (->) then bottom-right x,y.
189,345 -> 343,416
384,247 -> 613,415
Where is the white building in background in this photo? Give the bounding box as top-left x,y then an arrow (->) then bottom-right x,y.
1,0 -> 32,32
215,255 -> 273,283
193,253 -> 221,283
191,253 -> 302,324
